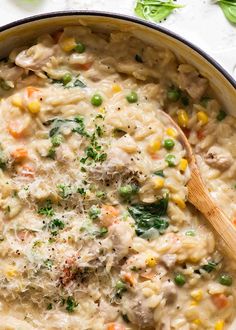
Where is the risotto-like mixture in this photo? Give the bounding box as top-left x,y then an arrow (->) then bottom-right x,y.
0,26 -> 235,330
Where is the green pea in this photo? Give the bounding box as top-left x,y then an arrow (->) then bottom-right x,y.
89,205 -> 101,220
218,274 -> 233,286
74,42 -> 86,53
165,154 -> 176,167
167,87 -> 181,102
91,94 -> 103,107
174,273 -> 186,286
164,139 -> 175,150
118,184 -> 138,200
217,110 -> 227,122
126,91 -> 138,103
62,73 -> 72,85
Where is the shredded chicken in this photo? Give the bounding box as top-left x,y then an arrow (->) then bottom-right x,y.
205,146 -> 233,170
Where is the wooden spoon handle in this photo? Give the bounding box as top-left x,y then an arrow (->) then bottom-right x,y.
188,166 -> 236,256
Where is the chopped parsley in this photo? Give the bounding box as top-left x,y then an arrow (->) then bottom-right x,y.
38,200 -> 55,217
48,219 -> 65,236
58,184 -> 72,199
65,296 -> 78,313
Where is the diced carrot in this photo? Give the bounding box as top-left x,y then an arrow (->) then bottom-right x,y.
197,129 -> 205,140
233,219 -> 236,227
140,269 -> 156,280
72,62 -> 93,71
123,272 -> 135,286
151,153 -> 160,160
101,205 -> 119,227
52,30 -> 63,43
8,121 -> 25,139
107,323 -> 125,330
20,164 -> 35,178
211,294 -> 229,310
27,86 -> 39,98
11,148 -> 28,162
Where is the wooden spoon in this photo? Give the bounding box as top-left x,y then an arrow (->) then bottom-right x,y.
157,110 -> 236,255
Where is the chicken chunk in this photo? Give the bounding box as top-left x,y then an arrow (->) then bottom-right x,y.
122,293 -> 155,329
107,222 -> 134,261
205,146 -> 233,171
15,35 -> 55,71
178,64 -> 208,99
162,281 -> 177,304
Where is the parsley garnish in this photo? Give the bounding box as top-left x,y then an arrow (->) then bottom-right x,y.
48,218 -> 65,236
66,296 -> 78,313
38,200 -> 55,217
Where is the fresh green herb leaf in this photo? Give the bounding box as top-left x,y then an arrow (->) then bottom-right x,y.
47,147 -> 56,159
115,280 -> 127,298
58,184 -> 72,199
154,170 -> 165,177
77,187 -> 86,195
47,303 -> 53,310
89,205 -> 101,220
217,110 -> 227,121
66,296 -> 78,313
135,54 -> 143,63
48,218 -> 65,236
38,200 -> 55,217
51,134 -> 63,147
73,79 -> 87,88
201,261 -> 218,273
128,196 -> 169,236
135,0 -> 183,23
217,0 -> 236,23
44,259 -> 53,270
94,227 -> 108,237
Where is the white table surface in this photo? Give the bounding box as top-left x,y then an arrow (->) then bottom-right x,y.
0,0 -> 236,79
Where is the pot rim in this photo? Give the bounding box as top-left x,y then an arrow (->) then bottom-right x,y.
0,10 -> 235,89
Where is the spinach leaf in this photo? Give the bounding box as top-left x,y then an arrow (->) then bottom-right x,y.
201,261 -> 218,273
128,196 -> 169,236
217,0 -> 236,23
135,0 -> 183,23
73,79 -> 87,88
65,296 -> 78,313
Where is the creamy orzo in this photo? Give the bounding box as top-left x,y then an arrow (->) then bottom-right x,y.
0,26 -> 235,330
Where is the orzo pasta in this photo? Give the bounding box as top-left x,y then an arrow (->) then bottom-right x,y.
0,26 -> 235,330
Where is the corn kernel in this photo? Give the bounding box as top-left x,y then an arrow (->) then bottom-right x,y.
179,158 -> 188,172
99,107 -> 105,114
191,289 -> 203,302
153,177 -> 165,190
166,127 -> 177,138
192,319 -> 202,326
147,140 -> 161,154
197,111 -> 208,125
59,36 -> 77,52
215,320 -> 225,330
112,84 -> 122,93
189,256 -> 199,263
190,300 -> 198,306
11,95 -> 24,109
172,196 -> 186,209
145,256 -> 157,268
27,100 -> 40,114
177,110 -> 189,128
6,267 -> 17,278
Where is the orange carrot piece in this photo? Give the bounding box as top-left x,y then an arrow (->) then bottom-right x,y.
123,272 -> 135,286
8,121 -> 25,139
101,205 -> 119,227
72,62 -> 93,71
211,293 -> 229,310
27,86 -> 39,98
107,324 -> 125,330
11,148 -> 28,162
